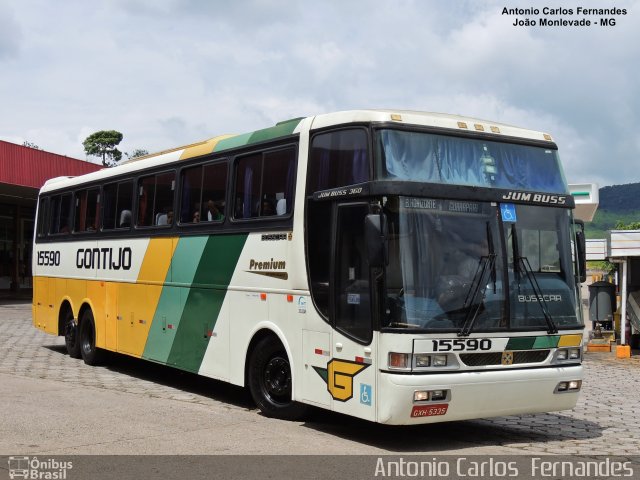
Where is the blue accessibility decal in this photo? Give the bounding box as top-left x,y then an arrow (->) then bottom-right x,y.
360,383 -> 372,406
501,203 -> 517,222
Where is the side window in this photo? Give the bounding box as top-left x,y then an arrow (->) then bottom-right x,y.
263,148 -> 295,216
73,188 -> 100,232
36,197 -> 49,238
334,204 -> 372,343
307,129 -> 369,194
202,163 -> 227,222
180,165 -> 203,224
179,162 -> 228,224
137,172 -> 175,227
234,153 -> 261,219
234,147 -> 296,219
49,193 -> 73,235
103,181 -> 133,230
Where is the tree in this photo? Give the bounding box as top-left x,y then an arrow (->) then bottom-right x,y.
126,148 -> 149,160
22,141 -> 41,150
615,220 -> 640,230
83,130 -> 123,167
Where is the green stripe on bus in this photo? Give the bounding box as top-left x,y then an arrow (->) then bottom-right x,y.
166,234 -> 248,372
533,335 -> 560,349
505,337 -> 536,350
212,118 -> 301,153
506,336 -> 561,350
142,237 -> 209,363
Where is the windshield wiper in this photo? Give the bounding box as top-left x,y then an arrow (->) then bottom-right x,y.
458,253 -> 497,336
511,224 -> 558,334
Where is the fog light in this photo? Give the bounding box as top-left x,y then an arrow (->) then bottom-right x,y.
430,390 -> 447,401
568,380 -> 581,390
433,355 -> 448,367
568,348 -> 581,360
389,352 -> 409,369
556,349 -> 568,360
557,381 -> 568,391
415,354 -> 431,367
414,391 -> 429,402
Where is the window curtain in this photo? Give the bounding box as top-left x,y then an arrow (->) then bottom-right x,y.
381,131 -> 567,193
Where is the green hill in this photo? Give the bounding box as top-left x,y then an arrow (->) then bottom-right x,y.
584,182 -> 640,238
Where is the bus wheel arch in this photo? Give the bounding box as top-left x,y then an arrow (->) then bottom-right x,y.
59,300 -> 81,359
246,330 -> 308,421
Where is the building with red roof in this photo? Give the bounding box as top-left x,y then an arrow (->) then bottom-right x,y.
0,140 -> 101,293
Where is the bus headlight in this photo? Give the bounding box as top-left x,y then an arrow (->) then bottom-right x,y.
568,348 -> 581,360
432,355 -> 448,367
555,380 -> 582,393
413,389 -> 450,403
553,347 -> 582,363
414,354 -> 431,367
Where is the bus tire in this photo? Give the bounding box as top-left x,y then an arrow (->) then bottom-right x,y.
63,308 -> 81,359
79,309 -> 105,366
248,336 -> 308,421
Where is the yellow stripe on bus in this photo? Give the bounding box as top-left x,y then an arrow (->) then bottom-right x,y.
179,134 -> 237,161
114,238 -> 178,357
558,334 -> 582,347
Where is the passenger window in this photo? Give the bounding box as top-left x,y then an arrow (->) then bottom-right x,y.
307,129 -> 369,194
234,154 -> 262,219
179,162 -> 228,224
137,172 -> 175,227
49,193 -> 73,235
202,163 -> 227,222
103,181 -> 133,230
73,188 -> 100,232
234,147 -> 296,219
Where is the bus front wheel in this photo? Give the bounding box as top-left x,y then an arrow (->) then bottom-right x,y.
248,337 -> 308,421
79,309 -> 105,366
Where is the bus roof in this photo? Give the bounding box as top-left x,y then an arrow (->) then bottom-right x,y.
40,109 -> 555,194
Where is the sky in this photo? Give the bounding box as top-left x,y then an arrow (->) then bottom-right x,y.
1,0 -> 638,187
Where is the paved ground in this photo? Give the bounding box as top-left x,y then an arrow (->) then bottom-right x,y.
1,301 -> 639,456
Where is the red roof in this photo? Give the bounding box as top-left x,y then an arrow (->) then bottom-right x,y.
0,140 -> 102,190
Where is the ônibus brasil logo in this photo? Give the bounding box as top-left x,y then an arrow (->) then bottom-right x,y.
8,456 -> 73,479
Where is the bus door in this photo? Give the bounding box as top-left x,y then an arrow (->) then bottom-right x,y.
329,203 -> 378,421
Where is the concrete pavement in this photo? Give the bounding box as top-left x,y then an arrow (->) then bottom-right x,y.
1,302 -> 639,456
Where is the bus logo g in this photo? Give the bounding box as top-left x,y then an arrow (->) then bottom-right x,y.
313,359 -> 369,402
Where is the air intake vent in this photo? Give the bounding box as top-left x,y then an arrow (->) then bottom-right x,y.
459,350 -> 550,366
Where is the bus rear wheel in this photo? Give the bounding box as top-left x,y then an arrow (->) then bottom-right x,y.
248,337 -> 308,421
79,309 -> 105,366
63,309 -> 81,359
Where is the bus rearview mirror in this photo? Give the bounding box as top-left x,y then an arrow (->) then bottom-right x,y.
574,220 -> 586,283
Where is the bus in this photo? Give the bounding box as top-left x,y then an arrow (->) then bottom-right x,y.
32,110 -> 587,425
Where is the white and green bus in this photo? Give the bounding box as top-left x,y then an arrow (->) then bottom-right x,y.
33,110 -> 586,424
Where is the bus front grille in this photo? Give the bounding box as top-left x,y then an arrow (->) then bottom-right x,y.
459,350 -> 551,366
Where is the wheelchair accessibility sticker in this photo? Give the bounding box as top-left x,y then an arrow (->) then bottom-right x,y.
501,203 -> 517,222
360,383 -> 372,406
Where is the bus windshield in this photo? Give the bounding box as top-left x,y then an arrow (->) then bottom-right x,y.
376,129 -> 568,193
383,197 -> 581,332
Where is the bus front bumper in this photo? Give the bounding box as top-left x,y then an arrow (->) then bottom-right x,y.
377,365 -> 582,425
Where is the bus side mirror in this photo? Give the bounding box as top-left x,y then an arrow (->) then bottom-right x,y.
574,220 -> 587,283
365,213 -> 388,268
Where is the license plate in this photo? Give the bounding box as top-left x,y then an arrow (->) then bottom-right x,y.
411,404 -> 449,418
